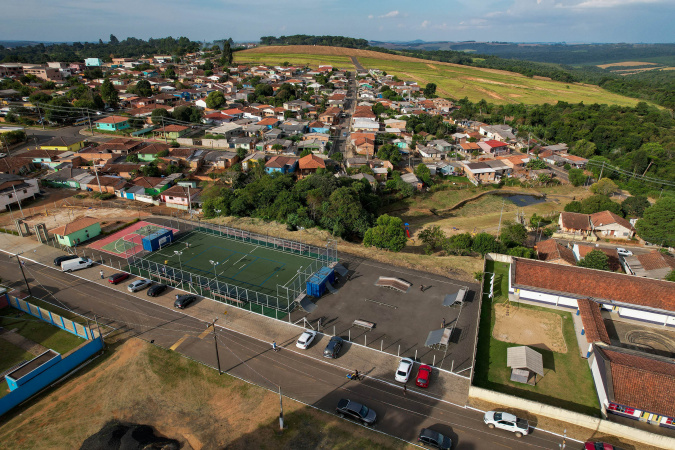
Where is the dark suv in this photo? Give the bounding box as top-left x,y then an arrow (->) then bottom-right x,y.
323,336 -> 344,358
418,428 -> 453,449
174,294 -> 197,309
147,284 -> 168,297
336,399 -> 376,426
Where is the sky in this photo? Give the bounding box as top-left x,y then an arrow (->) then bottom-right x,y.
1,0 -> 674,44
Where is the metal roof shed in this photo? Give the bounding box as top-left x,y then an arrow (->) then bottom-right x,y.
425,328 -> 451,350
507,346 -> 544,385
443,288 -> 467,307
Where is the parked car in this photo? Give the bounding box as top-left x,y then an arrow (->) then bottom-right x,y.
418,428 -> 452,449
0,153 -> 7,158
395,357 -> 414,383
105,107 -> 115,112
323,336 -> 344,358
483,411 -> 529,437
128,279 -> 152,292
147,284 -> 168,297
108,272 -> 130,285
61,258 -> 93,272
54,254 -> 79,267
585,443 -> 618,450
415,364 -> 432,388
336,398 -> 376,426
296,330 -> 317,349
616,248 -> 633,257
174,294 -> 197,309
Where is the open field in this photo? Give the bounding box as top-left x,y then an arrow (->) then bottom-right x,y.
237,46 -> 645,106
0,338 -> 412,449
474,261 -> 600,416
0,306 -> 85,355
597,61 -> 660,69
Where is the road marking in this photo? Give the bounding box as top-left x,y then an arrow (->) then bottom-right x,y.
170,334 -> 190,351
199,325 -> 213,339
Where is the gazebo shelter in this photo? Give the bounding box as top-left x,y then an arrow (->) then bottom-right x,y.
507,346 -> 544,385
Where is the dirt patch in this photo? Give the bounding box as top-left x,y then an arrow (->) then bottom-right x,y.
597,61 -> 658,69
493,303 -> 567,353
472,86 -> 506,101
426,63 -> 438,70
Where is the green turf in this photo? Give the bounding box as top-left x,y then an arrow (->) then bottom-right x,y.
138,230 -> 320,309
100,224 -> 165,255
0,307 -> 86,355
0,339 -> 34,374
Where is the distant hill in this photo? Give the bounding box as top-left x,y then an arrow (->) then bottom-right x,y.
0,40 -> 69,48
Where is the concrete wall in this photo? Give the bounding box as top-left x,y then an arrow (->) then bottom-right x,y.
202,139 -> 231,148
8,296 -> 93,339
469,386 -> 675,450
176,138 -> 194,146
486,253 -> 513,264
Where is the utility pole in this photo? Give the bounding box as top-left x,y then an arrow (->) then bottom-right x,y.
16,254 -> 32,296
87,109 -> 95,136
279,386 -> 285,431
161,116 -> 167,144
11,184 -> 24,218
37,103 -> 45,130
497,199 -> 505,235
599,161 -> 605,180
94,164 -> 103,193
211,318 -> 222,375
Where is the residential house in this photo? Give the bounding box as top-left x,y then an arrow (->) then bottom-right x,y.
40,136 -> 86,152
297,154 -> 326,178
297,139 -> 325,154
265,156 -> 298,174
232,137 -> 257,152
203,151 -> 239,169
17,149 -> 63,167
153,125 -> 189,140
459,142 -> 481,155
477,140 -> 510,156
160,185 -> 200,210
208,123 -> 243,139
573,243 -> 622,272
136,143 -> 171,162
428,139 -> 452,153
241,152 -> 266,172
257,117 -> 280,129
95,116 -> 130,131
540,143 -> 569,154
590,211 -> 635,239
535,239 -> 577,266
43,167 -> 89,188
350,173 -> 378,189
479,124 -> 515,141
417,145 -> 443,160
462,161 -> 499,185
101,163 -> 142,179
50,217 -> 101,247
400,172 -> 423,191
319,107 -> 341,125
558,212 -> 593,236
623,251 -> 675,280
308,121 -> 330,134
0,174 -> 39,211
84,175 -> 126,194
129,176 -> 171,196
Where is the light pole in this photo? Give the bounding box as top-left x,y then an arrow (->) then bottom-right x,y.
174,250 -> 183,272
209,260 -> 220,294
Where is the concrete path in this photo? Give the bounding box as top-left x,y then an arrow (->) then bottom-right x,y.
0,328 -> 49,356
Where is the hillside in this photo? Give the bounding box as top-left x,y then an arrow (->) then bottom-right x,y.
236,45 -> 645,106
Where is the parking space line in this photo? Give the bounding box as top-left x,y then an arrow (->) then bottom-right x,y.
199,325 -> 213,339
170,334 -> 190,351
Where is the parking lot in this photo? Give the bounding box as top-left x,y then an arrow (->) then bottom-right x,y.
289,254 -> 481,373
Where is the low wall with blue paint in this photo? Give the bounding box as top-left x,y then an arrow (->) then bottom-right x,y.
7,295 -> 93,340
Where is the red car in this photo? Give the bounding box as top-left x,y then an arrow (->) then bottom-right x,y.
585,443 -> 617,450
415,364 -> 432,388
108,272 -> 129,285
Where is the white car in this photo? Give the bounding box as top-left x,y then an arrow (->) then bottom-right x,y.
484,411 -> 530,437
395,357 -> 414,383
616,248 -> 633,257
296,330 -> 317,349
127,279 -> 152,292
0,153 -> 6,158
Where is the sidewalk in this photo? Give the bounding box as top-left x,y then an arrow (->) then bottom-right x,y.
0,232 -> 470,407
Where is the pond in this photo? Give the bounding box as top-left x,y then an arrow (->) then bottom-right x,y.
499,194 -> 547,207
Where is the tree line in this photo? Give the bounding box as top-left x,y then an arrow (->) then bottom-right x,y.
260,35 -> 369,49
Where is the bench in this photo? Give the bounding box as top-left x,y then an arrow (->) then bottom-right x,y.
352,319 -> 375,331
375,277 -> 411,293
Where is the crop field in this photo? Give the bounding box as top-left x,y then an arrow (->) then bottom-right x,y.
237,46 -> 644,106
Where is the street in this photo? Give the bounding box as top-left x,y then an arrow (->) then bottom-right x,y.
0,255 -> 570,449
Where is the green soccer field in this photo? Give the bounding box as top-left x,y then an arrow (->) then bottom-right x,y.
141,230 -> 319,306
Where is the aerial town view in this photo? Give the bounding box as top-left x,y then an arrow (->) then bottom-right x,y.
0,1 -> 674,449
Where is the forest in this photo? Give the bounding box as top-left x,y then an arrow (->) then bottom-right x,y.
259,35 -> 369,49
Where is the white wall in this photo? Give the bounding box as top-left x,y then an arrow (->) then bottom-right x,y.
0,179 -> 39,210
618,307 -> 669,326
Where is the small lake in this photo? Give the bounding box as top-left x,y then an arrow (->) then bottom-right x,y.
499,194 -> 547,207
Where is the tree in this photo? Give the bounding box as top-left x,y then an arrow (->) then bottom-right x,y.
126,154 -> 139,163
109,34 -> 119,45
472,233 -> 505,256
363,215 -> 407,252
564,201 -> 582,213
500,221 -> 528,247
571,139 -> 597,158
590,178 -> 618,196
300,148 -> 312,157
418,225 -> 446,253
568,168 -> 588,187
423,83 -> 437,97
577,249 -> 610,271
665,270 -> 675,282
621,196 -> 650,218
580,195 -> 622,215
415,163 -> 432,185
443,233 -> 473,255
164,66 -> 176,79
220,41 -> 233,66
205,91 -> 226,109
236,147 -> 248,160
134,79 -> 152,97
151,108 -> 171,124
100,78 -> 119,107
507,246 -> 536,258
635,197 -> 675,247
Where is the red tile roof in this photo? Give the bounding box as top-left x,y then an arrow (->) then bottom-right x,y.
590,210 -> 635,232
161,185 -> 199,198
576,298 -> 611,345
598,346 -> 675,417
536,239 -> 576,265
257,117 -> 280,126
50,216 -> 99,236
483,139 -> 508,148
560,212 -> 591,231
512,258 -> 675,312
95,115 -> 128,124
576,244 -> 622,272
298,154 -> 326,170
156,125 -> 188,132
636,251 -> 675,271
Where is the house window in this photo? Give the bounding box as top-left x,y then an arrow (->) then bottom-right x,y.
8,194 -> 12,198
23,190 -> 27,193
168,196 -> 173,200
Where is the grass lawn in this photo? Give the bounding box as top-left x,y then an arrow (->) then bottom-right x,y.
0,339 -> 34,374
0,307 -> 85,355
474,260 -> 600,417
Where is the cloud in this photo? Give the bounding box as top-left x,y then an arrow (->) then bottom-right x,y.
367,14 -> 374,19
421,20 -> 430,28
557,0 -> 661,8
379,10 -> 400,18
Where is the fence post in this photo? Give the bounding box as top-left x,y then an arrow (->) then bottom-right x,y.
348,329 -> 350,341
398,344 -> 400,357
381,340 -> 383,352
433,355 -> 436,366
415,349 -> 418,361
364,334 -> 367,347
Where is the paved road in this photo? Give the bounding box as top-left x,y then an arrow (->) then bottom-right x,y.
0,257 -> 569,449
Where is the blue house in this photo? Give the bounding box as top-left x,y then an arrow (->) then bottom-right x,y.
94,116 -> 130,131
265,156 -> 298,174
143,70 -> 159,77
309,120 -> 330,134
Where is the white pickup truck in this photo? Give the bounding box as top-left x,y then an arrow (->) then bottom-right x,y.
484,411 -> 530,437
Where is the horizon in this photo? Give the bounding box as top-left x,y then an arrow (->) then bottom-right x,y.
1,1 -> 674,44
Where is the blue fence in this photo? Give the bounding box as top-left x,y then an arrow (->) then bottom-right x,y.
0,294 -> 104,417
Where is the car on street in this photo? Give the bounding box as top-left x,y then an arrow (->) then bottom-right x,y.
296,330 -> 317,349
174,294 -> 197,309
323,336 -> 343,358
105,107 -> 115,112
147,284 -> 168,297
616,248 -> 633,257
53,254 -> 79,266
336,398 -> 377,426
585,443 -> 619,450
61,258 -> 94,272
127,279 -> 152,292
483,411 -> 529,437
418,428 -> 452,449
108,272 -> 130,285
415,364 -> 432,388
395,357 -> 414,383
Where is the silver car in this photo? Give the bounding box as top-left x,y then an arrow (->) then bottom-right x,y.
127,279 -> 152,292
